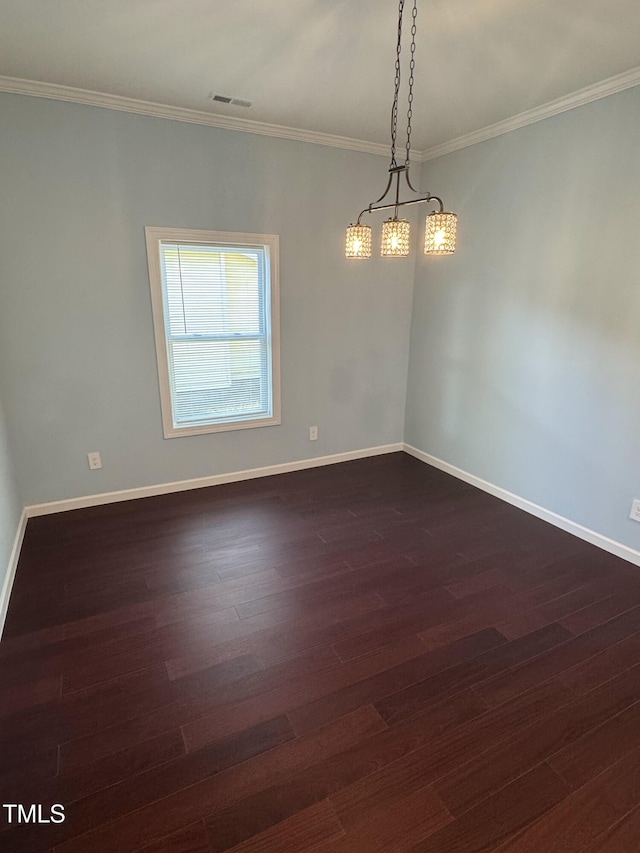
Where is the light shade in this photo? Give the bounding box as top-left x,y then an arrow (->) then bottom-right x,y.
424,212 -> 457,255
345,224 -> 372,259
381,219 -> 410,257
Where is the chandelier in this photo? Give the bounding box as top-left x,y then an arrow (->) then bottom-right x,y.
345,0 -> 457,259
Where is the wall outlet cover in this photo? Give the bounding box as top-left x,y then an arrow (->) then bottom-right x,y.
88,452 -> 102,470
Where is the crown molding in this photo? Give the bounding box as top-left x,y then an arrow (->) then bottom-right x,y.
0,75 -> 390,158
414,65 -> 640,162
1,65 -> 640,163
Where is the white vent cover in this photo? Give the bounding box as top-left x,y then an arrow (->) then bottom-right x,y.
208,92 -> 252,108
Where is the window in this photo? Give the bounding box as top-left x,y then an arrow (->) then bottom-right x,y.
145,227 -> 280,437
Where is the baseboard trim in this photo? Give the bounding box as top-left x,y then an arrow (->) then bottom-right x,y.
15,440 -> 637,640
403,443 -> 640,569
0,510 -> 27,639
25,443 -> 404,518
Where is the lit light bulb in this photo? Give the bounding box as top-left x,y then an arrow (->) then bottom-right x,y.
424,212 -> 457,255
381,219 -> 410,256
345,224 -> 372,259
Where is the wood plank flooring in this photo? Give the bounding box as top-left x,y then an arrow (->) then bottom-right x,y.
2,452 -> 640,851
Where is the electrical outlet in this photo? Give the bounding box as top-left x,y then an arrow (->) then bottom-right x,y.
87,451 -> 102,470
309,426 -> 318,441
630,499 -> 640,523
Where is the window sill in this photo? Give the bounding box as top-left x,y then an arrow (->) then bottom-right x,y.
162,413 -> 281,439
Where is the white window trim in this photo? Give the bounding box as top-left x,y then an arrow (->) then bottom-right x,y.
145,226 -> 281,438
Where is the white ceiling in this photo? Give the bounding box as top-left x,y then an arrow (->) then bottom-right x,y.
1,0 -> 639,151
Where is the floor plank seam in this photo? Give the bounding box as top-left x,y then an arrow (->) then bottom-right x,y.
469,685 -> 491,710
542,757 -> 576,793
179,724 -> 188,756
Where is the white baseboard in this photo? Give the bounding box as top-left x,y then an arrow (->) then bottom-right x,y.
25,443 -> 404,517
403,443 -> 640,569
9,439 -> 637,643
2,444 -> 401,640
0,510 -> 27,638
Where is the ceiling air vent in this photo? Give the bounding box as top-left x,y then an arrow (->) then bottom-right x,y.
208,92 -> 253,108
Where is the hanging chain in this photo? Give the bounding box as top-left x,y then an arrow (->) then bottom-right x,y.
389,0 -> 405,168
405,0 -> 417,165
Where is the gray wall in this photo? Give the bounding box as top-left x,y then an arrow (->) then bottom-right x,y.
405,85 -> 640,551
0,392 -> 21,592
0,94 -> 414,505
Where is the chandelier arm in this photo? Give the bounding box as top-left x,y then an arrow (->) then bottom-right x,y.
358,165 -> 420,224
423,194 -> 445,213
394,170 -> 401,219
356,194 -> 445,223
370,172 -> 395,207
405,168 -> 419,193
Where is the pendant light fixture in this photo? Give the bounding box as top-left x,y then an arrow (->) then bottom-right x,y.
345,0 -> 457,259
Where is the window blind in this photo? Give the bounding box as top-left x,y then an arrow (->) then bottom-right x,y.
158,242 -> 272,428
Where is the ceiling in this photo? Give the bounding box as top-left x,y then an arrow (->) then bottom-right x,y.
1,0 -> 639,151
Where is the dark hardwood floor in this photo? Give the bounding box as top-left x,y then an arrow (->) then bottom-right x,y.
2,451 -> 640,852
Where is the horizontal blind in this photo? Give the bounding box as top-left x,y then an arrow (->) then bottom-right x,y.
159,242 -> 271,427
